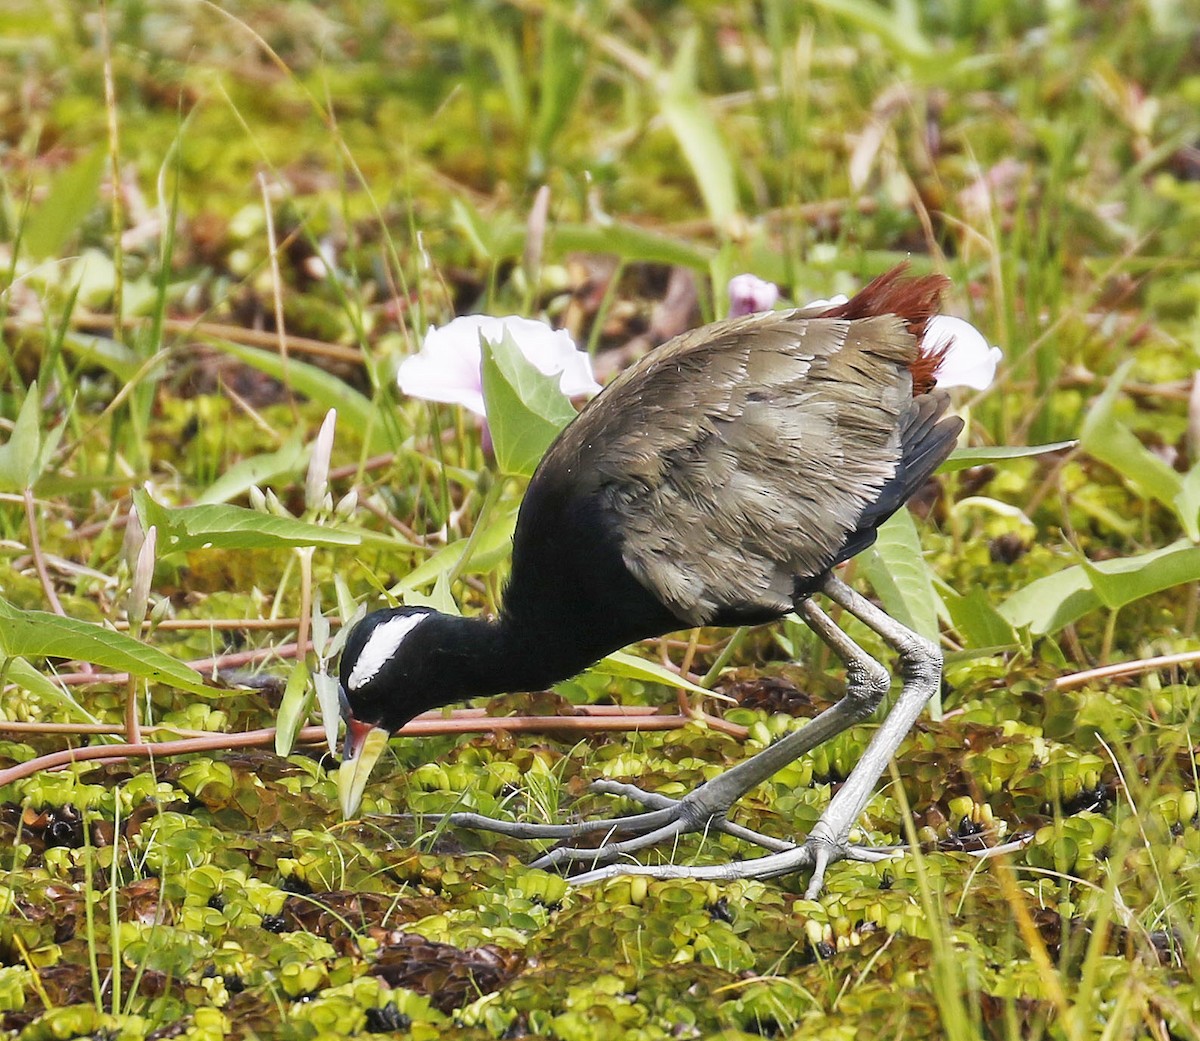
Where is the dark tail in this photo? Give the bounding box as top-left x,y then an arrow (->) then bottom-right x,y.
825,390 -> 962,568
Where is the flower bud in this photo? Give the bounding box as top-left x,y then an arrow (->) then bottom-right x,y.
305,409 -> 337,512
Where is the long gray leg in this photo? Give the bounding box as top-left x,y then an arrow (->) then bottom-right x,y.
568,572 -> 941,895
439,589 -> 899,873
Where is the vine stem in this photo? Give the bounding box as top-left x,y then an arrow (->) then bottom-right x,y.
0,710 -> 745,787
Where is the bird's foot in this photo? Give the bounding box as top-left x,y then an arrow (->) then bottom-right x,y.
445,777 -> 795,873
563,827 -> 902,898
446,783 -> 904,897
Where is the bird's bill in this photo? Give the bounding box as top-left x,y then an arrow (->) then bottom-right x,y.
337,694 -> 389,819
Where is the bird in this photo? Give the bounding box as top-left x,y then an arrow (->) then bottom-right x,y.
338,266 -> 971,898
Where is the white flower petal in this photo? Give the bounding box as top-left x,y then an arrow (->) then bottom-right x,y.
926,314 -> 1002,390
396,314 -> 600,418
729,274 -> 780,317
800,293 -> 850,310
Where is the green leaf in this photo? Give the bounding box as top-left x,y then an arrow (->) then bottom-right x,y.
938,440 -> 1078,473
532,17 -> 586,170
942,586 -> 1018,648
585,651 -> 735,703
658,30 -> 739,233
1172,463 -> 1200,542
0,597 -> 212,696
0,383 -> 42,492
202,339 -> 391,454
275,659 -> 311,757
134,489 -> 360,554
999,540 -> 1200,634
480,332 -> 578,478
60,332 -> 142,382
1082,540 -> 1200,611
453,197 -> 712,270
860,510 -> 941,642
997,565 -> 1097,636
859,510 -> 943,717
197,433 -> 308,505
397,505 -> 518,591
22,147 -> 107,259
1080,359 -> 1182,513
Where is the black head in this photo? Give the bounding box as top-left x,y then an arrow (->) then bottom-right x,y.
339,606 -> 452,733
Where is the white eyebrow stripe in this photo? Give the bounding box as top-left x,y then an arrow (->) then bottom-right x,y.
347,613 -> 429,690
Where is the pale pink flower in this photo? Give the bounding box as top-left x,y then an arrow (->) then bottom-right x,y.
398,315 -> 600,417
728,274 -> 780,317
926,315 -> 1002,390
725,273 -> 1000,390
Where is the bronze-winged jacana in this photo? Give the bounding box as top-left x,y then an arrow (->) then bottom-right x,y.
338,267 -> 991,898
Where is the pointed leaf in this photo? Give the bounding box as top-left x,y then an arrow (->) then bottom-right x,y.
586,651 -> 735,703
0,384 -> 42,492
1172,463 -> 1200,542
314,671 -> 342,756
397,504 -> 518,591
860,510 -> 941,642
0,597 -> 211,696
60,332 -> 141,382
134,489 -> 359,554
275,659 -> 311,757
481,333 -> 578,477
658,30 -> 739,232
197,433 -> 308,505
1080,360 -> 1181,512
999,540 -> 1200,634
203,339 -> 391,454
938,440 -> 1078,473
23,147 -> 107,259
943,585 -> 1018,648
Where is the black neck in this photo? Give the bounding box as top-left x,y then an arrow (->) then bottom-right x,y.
426,612 -> 600,704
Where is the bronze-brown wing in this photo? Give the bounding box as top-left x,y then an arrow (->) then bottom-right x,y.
535,308 -> 921,625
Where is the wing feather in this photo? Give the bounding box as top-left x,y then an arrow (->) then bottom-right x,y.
529,307 -> 924,625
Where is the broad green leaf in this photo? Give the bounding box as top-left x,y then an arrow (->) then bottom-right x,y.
3,655 -> 100,724
997,566 -> 1097,636
275,659 -> 311,756
860,510 -> 941,642
1080,359 -> 1182,513
942,586 -> 1018,648
0,383 -> 42,492
0,596 -> 212,696
203,339 -> 391,454
480,332 -> 578,478
938,440 -> 1078,473
197,433 -> 308,505
134,488 -> 360,554
860,510 -> 943,716
999,540 -> 1200,634
1082,540 -> 1200,612
397,505 -> 518,591
586,651 -> 735,703
23,147 -> 107,259
658,30 -> 739,233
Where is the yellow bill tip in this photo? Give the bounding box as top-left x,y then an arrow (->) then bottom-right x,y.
337,726 -> 389,819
